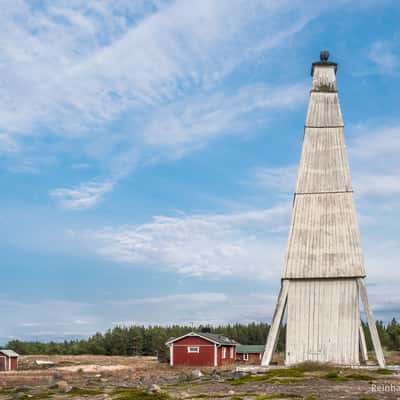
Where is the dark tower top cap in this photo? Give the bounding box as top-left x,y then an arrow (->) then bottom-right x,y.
320,50 -> 329,61
311,50 -> 337,76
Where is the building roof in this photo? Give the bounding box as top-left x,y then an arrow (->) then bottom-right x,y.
236,345 -> 265,354
166,331 -> 238,346
198,332 -> 239,345
0,349 -> 19,357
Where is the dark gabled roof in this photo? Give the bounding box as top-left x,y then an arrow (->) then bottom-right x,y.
198,332 -> 239,345
165,331 -> 238,346
236,344 -> 265,354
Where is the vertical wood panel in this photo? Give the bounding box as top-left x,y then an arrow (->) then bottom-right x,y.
286,279 -> 359,365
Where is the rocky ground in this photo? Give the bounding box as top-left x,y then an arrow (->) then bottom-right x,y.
0,354 -> 399,399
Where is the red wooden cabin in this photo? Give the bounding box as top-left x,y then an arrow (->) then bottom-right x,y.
0,350 -> 19,371
235,345 -> 265,363
166,332 -> 238,367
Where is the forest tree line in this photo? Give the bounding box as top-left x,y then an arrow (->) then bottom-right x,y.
6,319 -> 400,361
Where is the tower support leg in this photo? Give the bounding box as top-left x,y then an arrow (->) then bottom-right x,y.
261,279 -> 289,366
357,278 -> 385,368
359,322 -> 369,362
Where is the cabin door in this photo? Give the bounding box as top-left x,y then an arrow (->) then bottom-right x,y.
0,357 -> 6,371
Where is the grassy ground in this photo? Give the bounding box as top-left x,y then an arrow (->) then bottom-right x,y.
0,354 -> 399,399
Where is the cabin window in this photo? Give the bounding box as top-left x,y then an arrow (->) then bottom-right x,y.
230,347 -> 234,358
222,347 -> 226,359
187,346 -> 199,353
243,353 -> 249,361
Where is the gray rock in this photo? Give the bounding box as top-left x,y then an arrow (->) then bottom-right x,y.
177,372 -> 189,381
55,380 -> 72,393
147,383 -> 162,394
48,372 -> 65,385
219,370 -> 234,378
15,385 -> 33,391
53,373 -> 64,380
230,370 -> 247,380
191,369 -> 203,378
12,393 -> 28,400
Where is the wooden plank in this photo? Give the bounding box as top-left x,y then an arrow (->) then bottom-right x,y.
261,280 -> 289,366
358,278 -> 385,368
359,322 -> 369,362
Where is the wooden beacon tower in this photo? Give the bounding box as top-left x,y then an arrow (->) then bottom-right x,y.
261,51 -> 385,367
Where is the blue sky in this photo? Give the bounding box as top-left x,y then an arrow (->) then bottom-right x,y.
1,0 -> 400,343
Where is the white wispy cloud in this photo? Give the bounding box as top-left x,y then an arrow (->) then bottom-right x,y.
50,179 -> 115,209
142,83 -> 306,155
350,125 -> 400,162
354,173 -> 400,196
113,292 -> 228,306
79,205 -> 290,278
349,124 -> 400,196
253,165 -> 297,195
0,133 -> 19,154
367,40 -> 399,74
0,299 -> 97,340
1,0 -> 321,206
1,0 -> 310,139
47,81 -> 306,209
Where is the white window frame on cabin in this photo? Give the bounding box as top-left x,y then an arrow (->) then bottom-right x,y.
230,347 -> 234,359
243,353 -> 249,361
187,346 -> 200,353
222,347 -> 226,359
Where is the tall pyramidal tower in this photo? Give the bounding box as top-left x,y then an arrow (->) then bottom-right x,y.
261,52 -> 385,367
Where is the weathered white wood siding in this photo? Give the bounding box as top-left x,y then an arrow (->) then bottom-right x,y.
296,127 -> 352,194
284,64 -> 361,364
283,69 -> 365,279
312,65 -> 337,92
264,60 -> 384,367
283,192 -> 365,278
286,279 -> 360,365
306,92 -> 343,127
